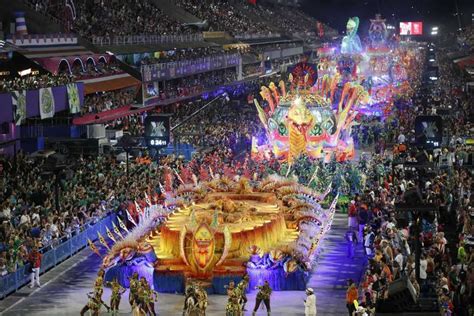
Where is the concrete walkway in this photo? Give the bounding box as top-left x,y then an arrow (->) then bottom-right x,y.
307,211 -> 367,316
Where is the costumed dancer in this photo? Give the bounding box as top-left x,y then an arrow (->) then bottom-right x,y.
141,277 -> 158,316
225,280 -> 242,316
237,274 -> 249,311
252,280 -> 272,316
195,282 -> 208,316
129,273 -> 139,307
132,286 -> 147,316
183,281 -> 208,316
108,278 -> 126,315
80,282 -> 110,316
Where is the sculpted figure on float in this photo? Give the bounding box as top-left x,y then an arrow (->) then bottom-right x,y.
341,17 -> 363,55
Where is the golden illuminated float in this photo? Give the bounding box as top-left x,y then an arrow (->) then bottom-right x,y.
99,176 -> 337,293
168,176 -> 334,291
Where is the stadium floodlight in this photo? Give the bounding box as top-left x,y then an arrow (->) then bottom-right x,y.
429,58 -> 435,62
432,26 -> 438,31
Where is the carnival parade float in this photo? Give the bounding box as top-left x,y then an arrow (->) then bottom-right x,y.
251,15 -> 423,164
252,69 -> 369,163
99,176 -> 336,294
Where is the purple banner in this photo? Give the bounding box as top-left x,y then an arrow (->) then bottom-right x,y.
0,83 -> 84,124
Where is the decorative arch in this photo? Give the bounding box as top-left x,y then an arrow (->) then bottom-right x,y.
58,58 -> 72,75
72,57 -> 85,73
98,56 -> 107,65
86,56 -> 96,66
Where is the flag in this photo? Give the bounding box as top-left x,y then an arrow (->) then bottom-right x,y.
117,217 -> 129,232
112,222 -> 124,239
66,83 -> 80,113
87,239 -> 101,257
126,209 -> 137,226
106,227 -> 116,243
11,90 -> 26,125
39,87 -> 55,119
65,0 -> 76,20
144,192 -> 152,206
97,232 -> 110,251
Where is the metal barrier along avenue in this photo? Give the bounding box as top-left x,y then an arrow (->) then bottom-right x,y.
0,213 -> 117,299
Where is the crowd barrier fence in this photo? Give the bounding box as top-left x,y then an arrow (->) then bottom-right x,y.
0,213 -> 117,299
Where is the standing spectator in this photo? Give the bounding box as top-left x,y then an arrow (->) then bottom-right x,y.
397,131 -> 406,144
348,200 -> 358,230
358,205 -> 369,241
418,254 -> 428,290
345,229 -> 358,259
364,226 -> 375,257
304,287 -> 317,316
346,279 -> 358,316
28,247 -> 42,288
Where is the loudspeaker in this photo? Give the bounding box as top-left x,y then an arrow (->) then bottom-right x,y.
376,277 -> 417,312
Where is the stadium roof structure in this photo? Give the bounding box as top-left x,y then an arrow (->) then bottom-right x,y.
0,40 -> 22,53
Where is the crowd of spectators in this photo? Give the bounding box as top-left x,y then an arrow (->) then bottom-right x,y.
343,40 -> 474,316
133,47 -> 224,67
0,74 -> 73,93
173,102 -> 263,149
175,0 -> 273,35
350,147 -> 473,315
0,152 -> 166,276
28,0 -> 187,39
155,69 -> 237,101
243,63 -> 263,77
27,0 -> 332,41
81,88 -> 136,115
232,2 -> 322,35
105,114 -> 145,137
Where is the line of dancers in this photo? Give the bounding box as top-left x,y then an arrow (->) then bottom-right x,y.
80,270 -> 157,316
80,270 -> 273,316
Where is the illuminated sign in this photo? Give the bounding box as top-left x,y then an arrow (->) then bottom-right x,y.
144,115 -> 170,148
399,22 -> 423,35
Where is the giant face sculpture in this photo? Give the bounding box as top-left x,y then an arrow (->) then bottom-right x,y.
192,223 -> 215,270
254,75 -> 368,163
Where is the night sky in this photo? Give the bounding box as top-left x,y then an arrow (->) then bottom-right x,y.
301,0 -> 474,34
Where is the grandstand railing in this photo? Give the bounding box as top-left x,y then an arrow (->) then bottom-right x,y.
234,33 -> 281,40
92,34 -> 204,46
0,213 -> 117,299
